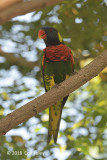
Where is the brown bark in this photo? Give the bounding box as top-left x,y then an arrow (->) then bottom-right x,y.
0,0 -> 63,25
0,50 -> 107,136
0,0 -> 21,11
0,49 -> 39,69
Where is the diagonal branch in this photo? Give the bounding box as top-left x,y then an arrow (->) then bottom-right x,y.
0,0 -> 22,11
0,0 -> 63,25
0,50 -> 107,136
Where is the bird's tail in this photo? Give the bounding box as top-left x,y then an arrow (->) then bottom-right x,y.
47,96 -> 68,144
47,101 -> 63,144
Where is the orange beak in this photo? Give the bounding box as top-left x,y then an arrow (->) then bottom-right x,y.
38,29 -> 47,40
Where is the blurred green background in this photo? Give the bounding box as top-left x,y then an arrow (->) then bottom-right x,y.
0,0 -> 107,159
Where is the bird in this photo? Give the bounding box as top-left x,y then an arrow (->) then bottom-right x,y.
38,26 -> 74,144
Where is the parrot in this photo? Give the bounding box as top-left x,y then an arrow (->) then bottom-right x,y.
38,26 -> 74,144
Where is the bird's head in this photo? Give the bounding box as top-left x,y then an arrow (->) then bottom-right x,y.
38,26 -> 63,46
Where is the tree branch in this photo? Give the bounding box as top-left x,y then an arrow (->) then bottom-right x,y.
0,50 -> 107,136
0,0 -> 63,25
0,0 -> 21,11
0,48 -> 39,69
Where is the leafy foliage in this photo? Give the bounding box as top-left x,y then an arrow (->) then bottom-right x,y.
0,0 -> 107,159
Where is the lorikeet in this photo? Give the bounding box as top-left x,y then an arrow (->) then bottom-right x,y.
38,26 -> 74,144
